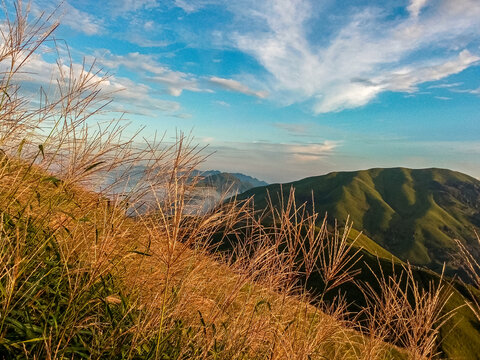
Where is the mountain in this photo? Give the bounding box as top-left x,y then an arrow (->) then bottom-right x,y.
237,167 -> 480,276
197,172 -> 268,196
339,236 -> 480,359
230,168 -> 480,359
227,173 -> 269,188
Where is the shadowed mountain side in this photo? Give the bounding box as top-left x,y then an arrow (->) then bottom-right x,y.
236,167 -> 480,276
329,245 -> 480,360
214,223 -> 480,359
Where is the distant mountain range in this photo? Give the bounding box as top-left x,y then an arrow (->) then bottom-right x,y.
237,167 -> 480,277
196,172 -> 268,196
103,167 -> 267,195
102,167 -> 268,212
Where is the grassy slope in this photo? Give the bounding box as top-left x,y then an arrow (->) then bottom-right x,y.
238,167 -> 480,275
214,214 -> 480,359
348,228 -> 402,263
340,243 -> 480,360
0,160 -> 405,359
7,160 -> 480,358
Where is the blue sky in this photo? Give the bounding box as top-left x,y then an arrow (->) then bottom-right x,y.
11,0 -> 480,182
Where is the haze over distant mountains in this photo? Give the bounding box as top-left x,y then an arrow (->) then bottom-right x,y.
102,166 -> 268,213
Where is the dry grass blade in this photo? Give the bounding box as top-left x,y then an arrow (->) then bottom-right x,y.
360,261 -> 456,360
455,232 -> 480,321
317,217 -> 363,294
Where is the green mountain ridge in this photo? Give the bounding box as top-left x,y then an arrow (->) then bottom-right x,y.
230,166 -> 480,359
237,167 -> 480,276
230,171 -> 480,359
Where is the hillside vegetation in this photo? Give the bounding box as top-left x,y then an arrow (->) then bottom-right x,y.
238,167 -> 480,275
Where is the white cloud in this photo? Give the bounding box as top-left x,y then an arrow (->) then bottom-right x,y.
174,0 -> 216,13
144,21 -> 155,30
209,76 -> 268,98
125,35 -> 170,48
379,50 -> 479,92
31,1 -> 103,35
214,100 -> 230,107
249,141 -> 339,161
148,72 -> 207,96
171,113 -> 193,119
5,50 -> 182,117
93,51 -> 166,75
93,51 -> 210,96
232,0 -> 480,113
288,142 -> 338,162
314,50 -> 479,113
428,82 -> 463,89
62,3 -> 102,35
106,76 -> 181,115
110,0 -> 159,15
407,0 -> 430,17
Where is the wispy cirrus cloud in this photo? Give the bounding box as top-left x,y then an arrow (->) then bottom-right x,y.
470,87 -> 480,95
31,1 -> 103,35
273,123 -> 309,135
428,82 -> 463,89
61,2 -> 103,35
407,0 -> 430,17
213,100 -> 230,107
209,77 -> 269,98
148,72 -> 211,96
106,76 -> 182,116
93,51 -> 210,97
231,0 -> 480,113
93,51 -> 167,75
174,0 -> 216,13
108,0 -> 159,16
288,142 -> 339,162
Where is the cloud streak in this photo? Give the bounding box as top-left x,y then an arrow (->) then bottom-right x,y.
31,1 -> 103,35
201,139 -> 340,182
93,51 -> 211,97
209,77 -> 268,98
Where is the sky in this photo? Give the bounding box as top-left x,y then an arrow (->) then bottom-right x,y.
5,0 -> 480,182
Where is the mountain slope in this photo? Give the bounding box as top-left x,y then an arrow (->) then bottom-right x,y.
238,167 -> 480,275
335,242 -> 480,360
